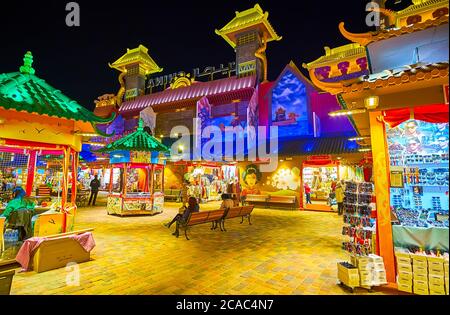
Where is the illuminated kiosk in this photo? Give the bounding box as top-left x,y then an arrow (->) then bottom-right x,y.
0,52 -> 114,234
97,119 -> 169,216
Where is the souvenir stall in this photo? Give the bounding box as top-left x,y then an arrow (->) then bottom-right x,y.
379,106 -> 449,294
0,51 -> 114,234
97,119 -> 169,216
301,155 -> 340,211
182,162 -> 235,203
386,116 -> 449,247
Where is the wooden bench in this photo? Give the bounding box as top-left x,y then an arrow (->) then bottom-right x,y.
268,195 -> 297,209
219,205 -> 254,231
178,210 -> 226,240
243,194 -> 269,207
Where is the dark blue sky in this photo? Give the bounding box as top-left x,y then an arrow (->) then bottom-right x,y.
0,0 -> 411,110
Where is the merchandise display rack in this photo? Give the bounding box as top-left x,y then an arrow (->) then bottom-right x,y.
337,181 -> 387,292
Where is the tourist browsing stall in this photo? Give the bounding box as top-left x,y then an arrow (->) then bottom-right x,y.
97,119 -> 169,216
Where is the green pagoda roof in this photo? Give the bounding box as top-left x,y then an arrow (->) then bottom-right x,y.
96,119 -> 170,153
0,51 -> 115,124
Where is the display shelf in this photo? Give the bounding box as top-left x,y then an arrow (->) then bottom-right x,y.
390,161 -> 449,168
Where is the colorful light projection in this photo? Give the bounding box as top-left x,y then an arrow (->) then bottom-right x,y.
271,70 -> 312,137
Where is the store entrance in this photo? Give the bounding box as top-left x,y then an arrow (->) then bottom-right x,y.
302,166 -> 338,211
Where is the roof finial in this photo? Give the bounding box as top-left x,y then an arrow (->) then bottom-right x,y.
20,51 -> 35,75
137,118 -> 144,131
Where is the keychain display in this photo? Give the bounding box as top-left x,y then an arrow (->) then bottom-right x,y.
342,180 -> 375,256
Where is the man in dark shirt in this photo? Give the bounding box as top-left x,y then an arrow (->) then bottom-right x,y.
88,175 -> 100,206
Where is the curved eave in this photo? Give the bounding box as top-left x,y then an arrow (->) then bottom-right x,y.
108,61 -> 163,75
341,64 -> 449,95
306,69 -> 345,95
339,15 -> 449,46
0,100 -> 116,125
303,50 -> 367,70
339,22 -> 374,46
215,20 -> 282,48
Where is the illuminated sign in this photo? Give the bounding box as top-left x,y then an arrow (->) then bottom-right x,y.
125,89 -> 138,99
307,155 -> 332,161
147,62 -> 236,90
238,60 -> 256,75
131,151 -> 151,163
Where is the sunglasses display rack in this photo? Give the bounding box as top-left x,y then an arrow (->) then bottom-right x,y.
387,122 -> 449,229
337,181 -> 386,292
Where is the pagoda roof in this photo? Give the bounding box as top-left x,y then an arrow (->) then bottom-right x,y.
397,0 -> 449,17
215,4 -> 282,48
306,60 -> 448,96
109,45 -> 163,74
96,119 -> 169,153
0,52 -> 115,125
339,14 -> 448,46
303,44 -> 366,69
341,62 -> 449,94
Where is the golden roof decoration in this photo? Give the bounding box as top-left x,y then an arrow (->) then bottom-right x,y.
397,0 -> 449,17
109,44 -> 163,75
215,4 -> 282,48
170,73 -> 195,90
303,43 -> 366,69
339,14 -> 448,46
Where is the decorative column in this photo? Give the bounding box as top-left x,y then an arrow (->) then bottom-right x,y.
149,164 -> 155,210
61,146 -> 71,233
71,150 -> 78,204
25,150 -> 37,196
369,111 -> 395,284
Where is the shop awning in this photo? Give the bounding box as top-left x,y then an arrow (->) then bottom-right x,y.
381,104 -> 449,128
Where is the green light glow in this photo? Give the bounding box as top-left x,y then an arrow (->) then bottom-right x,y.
19,51 -> 35,75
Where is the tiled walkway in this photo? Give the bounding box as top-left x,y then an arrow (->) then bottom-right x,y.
9,203 -> 393,295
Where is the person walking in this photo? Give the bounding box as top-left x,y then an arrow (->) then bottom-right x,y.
335,181 -> 345,215
304,182 -> 312,204
88,175 -> 100,206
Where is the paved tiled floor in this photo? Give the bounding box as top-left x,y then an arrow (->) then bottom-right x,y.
9,203 -> 393,295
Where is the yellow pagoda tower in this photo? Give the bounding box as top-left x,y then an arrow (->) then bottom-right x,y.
215,4 -> 282,82
109,44 -> 163,104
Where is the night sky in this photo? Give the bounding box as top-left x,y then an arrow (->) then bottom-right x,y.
1,0 -> 411,110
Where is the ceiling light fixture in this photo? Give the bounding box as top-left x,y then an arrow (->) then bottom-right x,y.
328,108 -> 366,117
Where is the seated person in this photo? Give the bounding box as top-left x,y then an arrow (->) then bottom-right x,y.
211,193 -> 235,230
164,197 -> 199,237
220,193 -> 234,210
1,187 -> 35,240
0,187 -> 35,221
